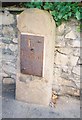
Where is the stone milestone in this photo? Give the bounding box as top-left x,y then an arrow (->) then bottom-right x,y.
16,8 -> 56,106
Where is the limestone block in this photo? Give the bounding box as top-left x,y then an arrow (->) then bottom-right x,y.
53,77 -> 80,96
72,66 -> 80,75
13,38 -> 18,44
1,42 -> 6,49
54,67 -> 61,77
2,26 -> 15,37
3,78 -> 15,84
55,36 -> 65,47
0,11 -> 15,25
2,48 -> 13,55
61,86 -> 80,96
11,75 -> 16,80
75,81 -> 80,89
0,72 -> 8,78
64,25 -> 71,34
55,77 -> 76,88
9,44 -> 18,52
72,40 -> 80,47
2,54 -> 16,62
68,55 -> 78,66
57,23 -> 65,36
73,48 -> 80,57
73,73 -> 80,83
55,52 -> 68,65
52,83 -> 80,96
2,37 -> 12,44
62,66 -> 68,73
16,8 -> 56,105
77,57 -> 82,65
65,31 -> 76,39
2,64 -> 16,75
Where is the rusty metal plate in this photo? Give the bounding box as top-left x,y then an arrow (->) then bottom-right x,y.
20,34 -> 44,77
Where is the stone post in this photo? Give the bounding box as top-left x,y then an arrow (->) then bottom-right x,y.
16,8 -> 56,106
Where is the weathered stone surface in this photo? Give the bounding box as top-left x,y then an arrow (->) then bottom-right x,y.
16,8 -> 56,105
53,19 -> 80,97
52,83 -> 80,97
11,75 -> 16,80
65,31 -> 76,39
61,72 -> 73,81
2,54 -> 16,62
61,66 -> 72,75
0,72 -> 9,77
2,48 -> 14,55
17,8 -> 56,35
55,77 -> 76,87
2,26 -> 15,38
55,52 -> 68,65
73,48 -> 80,56
1,42 -> 6,49
3,78 -> 15,84
61,86 -> 80,96
73,74 -> 80,82
12,38 -> 18,44
75,80 -> 80,89
9,44 -> 18,52
5,62 -> 16,68
66,39 -> 80,48
64,25 -> 71,34
5,44 -> 9,49
53,77 -> 80,96
2,37 -> 12,44
55,36 -> 65,47
77,57 -> 82,65
54,67 -> 61,77
57,23 -> 65,36
72,40 -> 80,47
0,11 -> 15,25
68,55 -> 78,66
66,39 -> 73,47
72,66 -> 80,75
2,64 -> 16,75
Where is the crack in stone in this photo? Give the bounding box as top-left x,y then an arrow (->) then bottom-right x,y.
56,49 -> 67,55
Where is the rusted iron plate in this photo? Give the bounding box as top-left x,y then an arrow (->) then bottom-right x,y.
20,34 -> 44,77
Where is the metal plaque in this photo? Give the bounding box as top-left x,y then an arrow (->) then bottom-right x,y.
20,34 -> 44,77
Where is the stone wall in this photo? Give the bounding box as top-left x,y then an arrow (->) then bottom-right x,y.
53,19 -> 80,97
1,11 -> 18,84
1,11 -> 80,97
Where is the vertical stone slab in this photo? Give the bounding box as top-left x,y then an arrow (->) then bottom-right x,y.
16,8 -> 56,106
